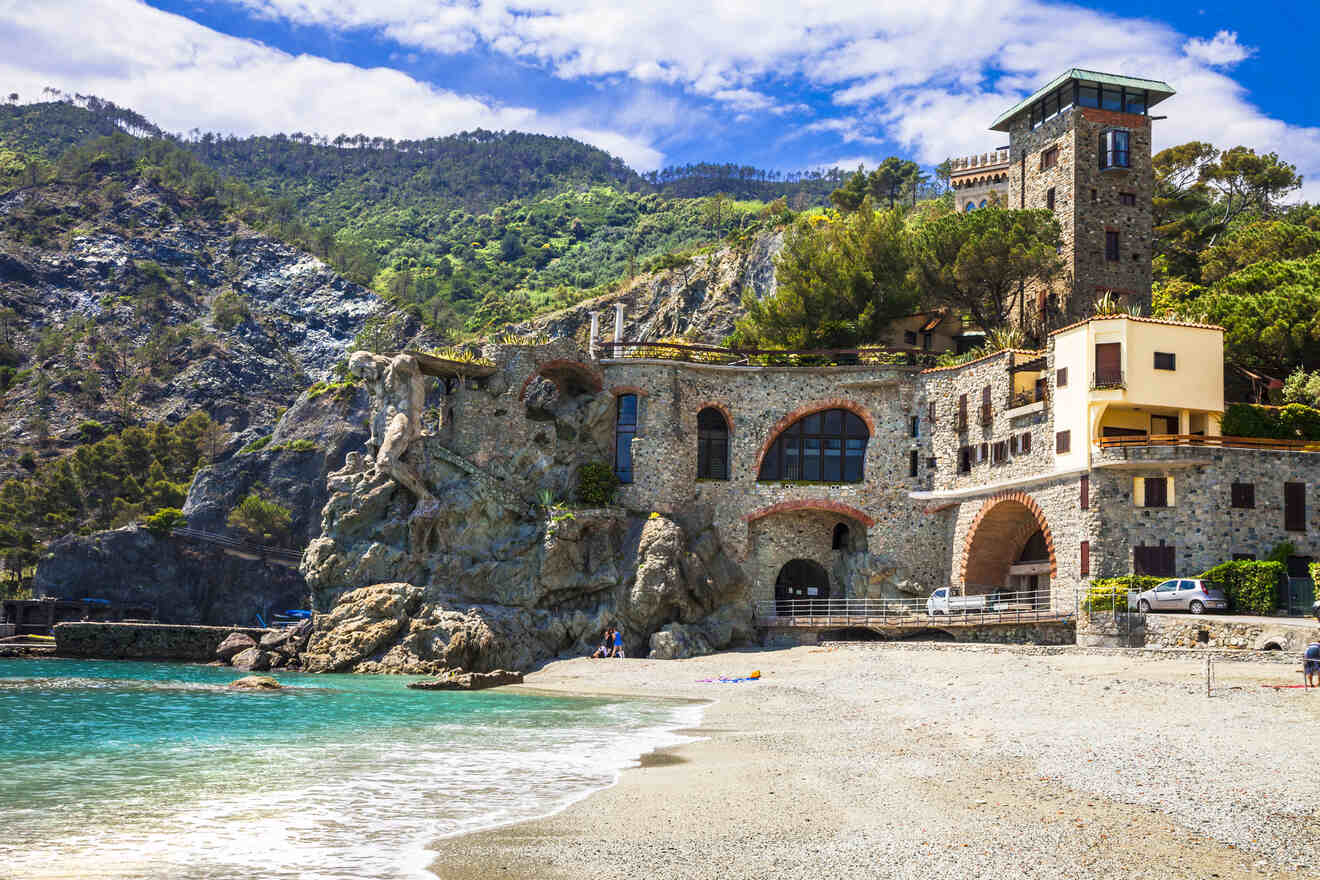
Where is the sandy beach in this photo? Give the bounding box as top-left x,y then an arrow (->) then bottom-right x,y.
431,644 -> 1320,880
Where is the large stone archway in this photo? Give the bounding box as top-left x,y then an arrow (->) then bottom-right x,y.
960,491 -> 1057,594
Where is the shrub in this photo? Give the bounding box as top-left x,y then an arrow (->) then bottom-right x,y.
1084,576 -> 1164,611
142,507 -> 186,537
240,434 -> 272,454
575,461 -> 619,506
226,491 -> 292,544
75,420 -> 108,444
1199,560 -> 1283,615
1221,402 -> 1320,441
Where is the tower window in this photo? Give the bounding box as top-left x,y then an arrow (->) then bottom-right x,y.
1100,130 -> 1130,169
614,394 -> 637,483
696,407 -> 730,480
1120,192 -> 1136,206
1105,230 -> 1120,262
1041,146 -> 1059,170
1046,187 -> 1056,211
1090,188 -> 1098,203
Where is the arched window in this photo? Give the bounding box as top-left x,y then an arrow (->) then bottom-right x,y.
758,409 -> 869,482
965,201 -> 976,212
615,394 -> 637,483
832,522 -> 850,550
696,407 -> 729,480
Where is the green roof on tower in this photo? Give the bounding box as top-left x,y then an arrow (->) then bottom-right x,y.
990,69 -> 1175,132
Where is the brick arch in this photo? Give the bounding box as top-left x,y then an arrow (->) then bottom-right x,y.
695,400 -> 734,436
518,359 -> 604,401
959,491 -> 1057,592
609,384 -> 650,398
753,398 -> 877,476
743,499 -> 875,529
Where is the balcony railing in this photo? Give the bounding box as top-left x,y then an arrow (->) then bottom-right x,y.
1091,369 -> 1125,390
1007,387 -> 1048,409
597,340 -> 941,367
1098,433 -> 1320,453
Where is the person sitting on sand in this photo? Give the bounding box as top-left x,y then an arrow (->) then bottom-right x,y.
591,629 -> 613,659
1305,642 -> 1320,688
612,628 -> 625,659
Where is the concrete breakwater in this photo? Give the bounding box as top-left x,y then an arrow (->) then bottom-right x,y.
54,622 -> 268,661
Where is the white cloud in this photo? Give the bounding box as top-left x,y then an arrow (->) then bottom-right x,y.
1184,30 -> 1255,67
0,0 -> 665,170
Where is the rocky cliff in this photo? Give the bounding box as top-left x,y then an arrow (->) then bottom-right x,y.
298,340 -> 754,672
0,178 -> 379,476
520,228 -> 783,346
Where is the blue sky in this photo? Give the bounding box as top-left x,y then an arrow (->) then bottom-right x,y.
1,0 -> 1318,197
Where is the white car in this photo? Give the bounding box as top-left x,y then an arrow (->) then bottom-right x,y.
926,588 -> 989,616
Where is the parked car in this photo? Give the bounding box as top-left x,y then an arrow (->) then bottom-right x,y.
1134,579 -> 1228,614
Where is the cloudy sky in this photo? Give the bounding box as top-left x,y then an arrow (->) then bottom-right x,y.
1,0 -> 1317,197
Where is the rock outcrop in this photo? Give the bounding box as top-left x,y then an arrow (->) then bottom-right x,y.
299,341 -> 753,673
229,675 -> 282,690
407,670 -> 524,690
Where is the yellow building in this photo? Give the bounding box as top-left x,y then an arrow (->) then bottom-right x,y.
1049,315 -> 1224,470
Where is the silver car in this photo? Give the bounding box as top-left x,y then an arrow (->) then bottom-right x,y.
1135,578 -> 1228,614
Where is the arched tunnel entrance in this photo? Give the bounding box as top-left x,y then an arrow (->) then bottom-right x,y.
961,494 -> 1056,606
775,559 -> 831,614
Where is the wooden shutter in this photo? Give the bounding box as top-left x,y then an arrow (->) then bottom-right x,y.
1056,366 -> 1068,387
958,394 -> 968,430
1022,433 -> 1031,453
1285,482 -> 1307,532
1145,477 -> 1167,508
1134,545 -> 1175,577
981,386 -> 992,423
1095,343 -> 1121,383
928,401 -> 935,424
1080,540 -> 1090,576
1080,475 -> 1089,509
1056,430 -> 1070,454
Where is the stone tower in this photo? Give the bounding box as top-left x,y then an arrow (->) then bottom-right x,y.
990,70 -> 1175,330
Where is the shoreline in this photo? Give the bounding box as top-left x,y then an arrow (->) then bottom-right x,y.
429,645 -> 1318,880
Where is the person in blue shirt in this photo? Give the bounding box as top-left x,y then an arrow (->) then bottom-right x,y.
1305,642 -> 1320,688
612,628 -> 625,659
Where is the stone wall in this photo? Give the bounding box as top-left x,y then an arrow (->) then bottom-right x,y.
1141,615 -> 1320,652
1089,446 -> 1320,578
599,359 -> 950,600
55,622 -> 268,661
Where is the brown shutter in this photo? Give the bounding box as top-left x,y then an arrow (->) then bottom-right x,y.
1134,545 -> 1175,577
1056,430 -> 1070,454
958,394 -> 968,431
981,385 -> 992,424
1285,482 -> 1307,531
1080,540 -> 1090,576
1145,477 -> 1167,508
1022,432 -> 1032,453
1095,343 -> 1121,384
1080,475 -> 1089,509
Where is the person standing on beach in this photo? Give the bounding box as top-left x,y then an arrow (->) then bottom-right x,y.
1305,642 -> 1320,687
612,628 -> 625,659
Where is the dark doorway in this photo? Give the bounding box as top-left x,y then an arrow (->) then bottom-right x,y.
775,559 -> 831,614
832,523 -> 850,550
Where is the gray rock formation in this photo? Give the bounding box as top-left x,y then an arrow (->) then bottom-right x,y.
298,341 -> 753,673
215,632 -> 257,661
407,670 -> 524,690
33,527 -> 305,626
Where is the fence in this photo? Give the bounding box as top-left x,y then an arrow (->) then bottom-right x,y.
597,340 -> 942,368
1098,433 -> 1320,453
754,588 -> 1071,627
170,527 -> 303,564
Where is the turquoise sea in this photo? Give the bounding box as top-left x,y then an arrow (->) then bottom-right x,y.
0,658 -> 702,879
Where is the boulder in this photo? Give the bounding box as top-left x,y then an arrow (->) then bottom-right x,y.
407,669 -> 524,691
259,629 -> 290,651
300,582 -> 421,673
229,675 -> 281,690
231,647 -> 272,672
216,632 -> 258,661
523,376 -> 560,417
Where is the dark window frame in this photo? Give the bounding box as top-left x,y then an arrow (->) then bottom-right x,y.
1231,482 -> 1255,510
1285,482 -> 1307,532
756,408 -> 869,483
1144,476 -> 1169,508
1153,352 -> 1176,371
1080,540 -> 1090,576
1105,230 -> 1120,262
1046,187 -> 1056,211
1057,366 -> 1068,387
1041,146 -> 1059,170
1056,430 -> 1071,454
909,449 -> 919,477
1119,192 -> 1136,206
696,407 -> 730,480
1080,475 -> 1089,510
614,394 -> 638,484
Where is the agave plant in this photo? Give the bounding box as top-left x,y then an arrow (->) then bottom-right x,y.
1093,291 -> 1122,316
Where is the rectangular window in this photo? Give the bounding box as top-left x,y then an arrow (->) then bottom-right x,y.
1090,187 -> 1098,203
1100,130 -> 1130,169
1101,88 -> 1122,112
1154,352 -> 1176,371
922,332 -> 932,351
1134,545 -> 1175,578
1105,230 -> 1120,261
1144,476 -> 1169,508
980,385 -> 992,425
614,393 -> 638,484
928,401 -> 936,425
1046,187 -> 1056,211
1080,475 -> 1089,510
958,446 -> 971,474
1009,435 -> 1019,455
910,416 -> 919,438
1056,366 -> 1068,387
1124,90 -> 1146,115
958,394 -> 968,432
1078,84 -> 1100,108
1285,482 -> 1307,532
1080,540 -> 1090,576
979,443 -> 988,463
909,449 -> 918,477
1021,432 -> 1032,454
1095,342 -> 1122,386
1120,192 -> 1136,206
992,441 -> 1006,464
1231,482 -> 1255,509
1056,430 -> 1071,454
904,330 -> 917,345
927,456 -> 936,471
1041,146 -> 1059,170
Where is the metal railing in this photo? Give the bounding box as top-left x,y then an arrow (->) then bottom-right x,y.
597,340 -> 942,368
1091,369 -> 1125,390
754,588 -> 1071,627
1098,433 -> 1320,453
170,527 -> 303,563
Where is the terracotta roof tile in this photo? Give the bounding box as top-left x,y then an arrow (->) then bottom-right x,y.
1048,314 -> 1224,336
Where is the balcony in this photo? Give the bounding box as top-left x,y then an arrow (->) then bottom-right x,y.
1091,369 -> 1125,390
1006,387 -> 1048,409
